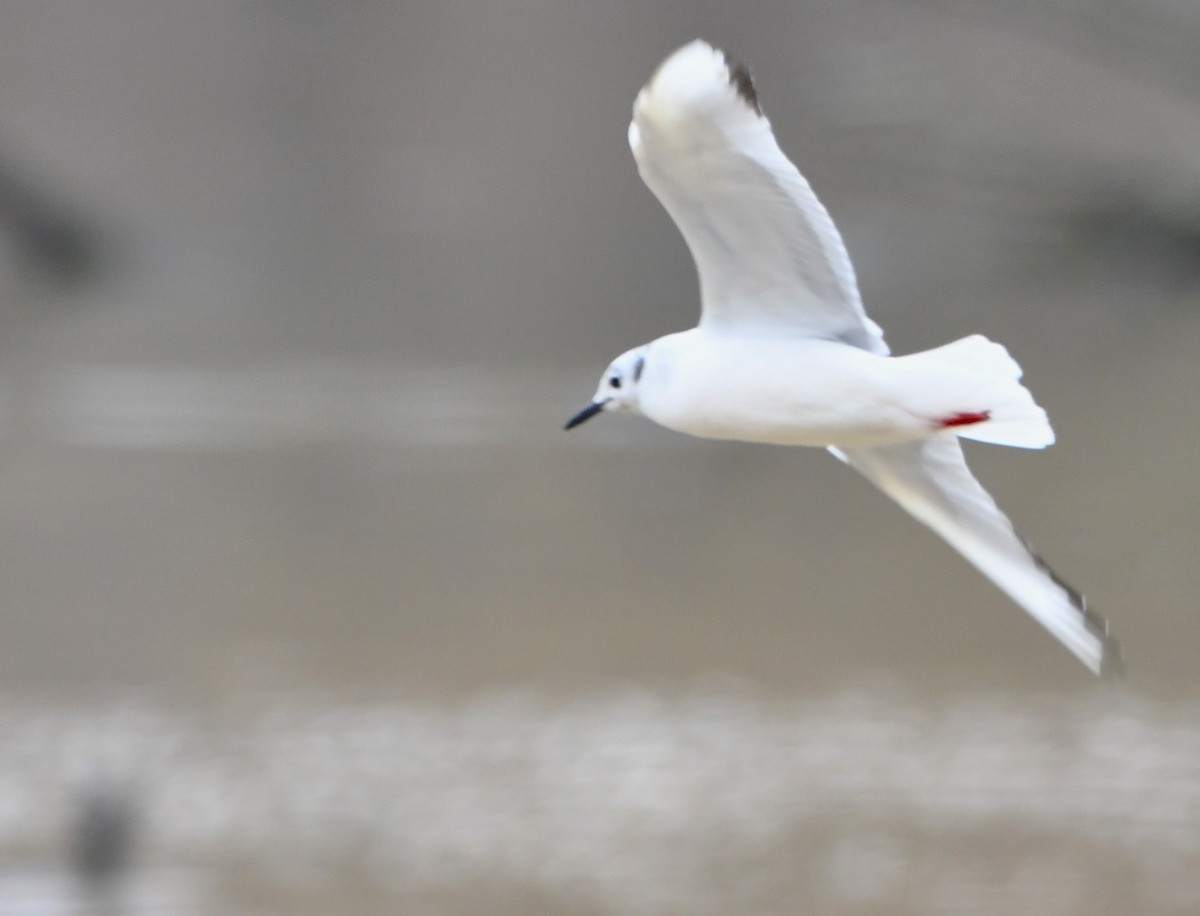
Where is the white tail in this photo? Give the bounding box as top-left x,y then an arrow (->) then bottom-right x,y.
910,335 -> 1055,449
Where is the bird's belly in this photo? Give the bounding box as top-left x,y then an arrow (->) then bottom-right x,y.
663,402 -> 927,448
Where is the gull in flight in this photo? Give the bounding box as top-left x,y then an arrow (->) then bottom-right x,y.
566,40 -> 1121,676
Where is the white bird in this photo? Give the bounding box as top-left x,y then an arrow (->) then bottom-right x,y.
566,40 -> 1121,677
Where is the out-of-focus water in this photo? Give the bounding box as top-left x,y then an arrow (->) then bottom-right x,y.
2,688 -> 1199,915
0,1 -> 1198,912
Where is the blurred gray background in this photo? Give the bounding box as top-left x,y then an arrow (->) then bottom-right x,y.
0,1 -> 1197,913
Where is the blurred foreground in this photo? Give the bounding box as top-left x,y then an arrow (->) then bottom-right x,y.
2,687 -> 1198,915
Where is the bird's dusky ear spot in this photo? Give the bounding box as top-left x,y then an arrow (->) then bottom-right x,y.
633,356 -> 645,382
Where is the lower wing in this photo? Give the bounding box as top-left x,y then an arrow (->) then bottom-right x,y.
830,437 -> 1122,676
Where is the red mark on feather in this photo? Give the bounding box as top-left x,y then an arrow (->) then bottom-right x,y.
940,410 -> 991,429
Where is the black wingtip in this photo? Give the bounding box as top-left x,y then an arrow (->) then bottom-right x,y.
1089,602 -> 1125,680
1099,638 -> 1126,680
1081,591 -> 1124,680
1026,540 -> 1124,679
721,51 -> 762,116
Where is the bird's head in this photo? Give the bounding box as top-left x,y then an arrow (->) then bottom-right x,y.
564,346 -> 649,430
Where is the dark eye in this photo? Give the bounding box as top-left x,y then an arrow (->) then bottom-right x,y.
609,375 -> 622,389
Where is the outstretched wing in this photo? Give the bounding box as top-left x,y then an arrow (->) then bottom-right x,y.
831,437 -> 1122,677
629,40 -> 887,354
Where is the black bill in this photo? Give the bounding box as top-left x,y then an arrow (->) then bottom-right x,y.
564,400 -> 605,430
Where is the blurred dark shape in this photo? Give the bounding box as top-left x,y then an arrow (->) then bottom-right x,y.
0,146 -> 108,287
1063,189 -> 1200,289
70,781 -> 137,911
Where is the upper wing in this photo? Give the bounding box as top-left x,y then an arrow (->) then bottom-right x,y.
629,41 -> 887,354
830,437 -> 1122,677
